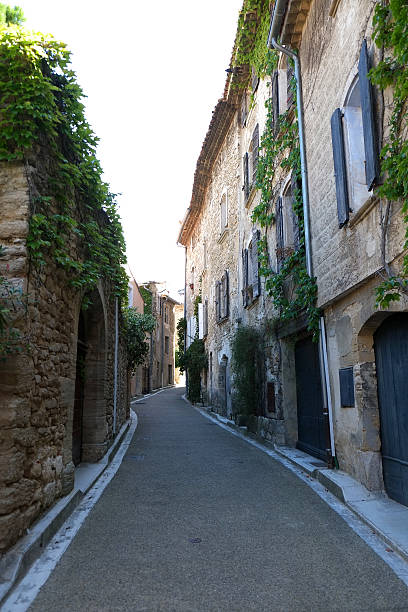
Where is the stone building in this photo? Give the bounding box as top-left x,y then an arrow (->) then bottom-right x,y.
179,0 -> 408,508
140,282 -> 179,391
0,159 -> 130,553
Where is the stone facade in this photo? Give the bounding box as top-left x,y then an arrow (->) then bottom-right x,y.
0,154 -> 129,552
179,0 -> 408,506
140,282 -> 179,391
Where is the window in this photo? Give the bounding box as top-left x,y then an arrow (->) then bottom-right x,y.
168,364 -> 172,385
165,336 -> 169,354
331,39 -> 379,226
242,228 -> 261,307
241,91 -> 248,127
164,305 -> 168,324
271,71 -> 280,135
220,192 -> 228,233
243,124 -> 259,201
275,175 -> 300,270
215,271 -> 229,323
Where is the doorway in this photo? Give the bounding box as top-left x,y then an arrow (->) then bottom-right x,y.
374,313 -> 408,506
295,336 -> 327,460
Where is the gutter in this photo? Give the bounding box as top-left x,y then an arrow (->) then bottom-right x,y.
267,0 -> 336,464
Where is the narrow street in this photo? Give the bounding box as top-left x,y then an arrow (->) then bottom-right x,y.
18,387 -> 407,611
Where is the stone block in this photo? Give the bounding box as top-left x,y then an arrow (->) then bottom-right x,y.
0,450 -> 25,485
0,478 -> 37,515
0,509 -> 23,552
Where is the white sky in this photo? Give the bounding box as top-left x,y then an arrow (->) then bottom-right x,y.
17,0 -> 243,298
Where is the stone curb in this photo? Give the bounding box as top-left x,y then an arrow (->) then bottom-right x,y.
0,416 -> 132,607
184,398 -> 408,565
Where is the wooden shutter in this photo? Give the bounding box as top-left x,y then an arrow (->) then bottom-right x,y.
251,124 -> 259,185
203,299 -> 208,337
291,172 -> 301,250
275,196 -> 284,269
251,66 -> 259,93
243,153 -> 250,200
271,71 -> 280,135
359,39 -> 380,190
251,228 -> 261,298
287,62 -> 295,108
215,281 -> 221,322
242,248 -> 249,307
331,108 -> 349,227
222,271 -> 229,319
241,93 -> 247,127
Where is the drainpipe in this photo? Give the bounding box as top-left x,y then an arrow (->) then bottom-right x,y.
267,0 -> 336,464
113,296 -> 119,435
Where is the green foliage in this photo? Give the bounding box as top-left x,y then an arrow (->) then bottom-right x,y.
124,307 -> 155,373
175,316 -> 186,371
369,1 -> 408,308
252,56 -> 320,339
0,26 -> 128,302
183,338 -> 207,403
139,286 -> 153,316
231,325 -> 264,417
0,3 -> 24,26
234,0 -> 271,80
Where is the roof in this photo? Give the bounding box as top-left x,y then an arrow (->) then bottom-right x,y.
280,0 -> 312,47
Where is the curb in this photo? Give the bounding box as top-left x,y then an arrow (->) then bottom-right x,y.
0,416 -> 132,607
184,397 -> 408,566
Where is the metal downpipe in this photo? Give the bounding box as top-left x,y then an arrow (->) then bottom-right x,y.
267,2 -> 336,464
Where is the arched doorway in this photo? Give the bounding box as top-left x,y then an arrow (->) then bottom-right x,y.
73,288 -> 107,464
374,313 -> 408,506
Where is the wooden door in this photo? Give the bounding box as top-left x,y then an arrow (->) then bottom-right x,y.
374,314 -> 408,506
295,336 -> 327,460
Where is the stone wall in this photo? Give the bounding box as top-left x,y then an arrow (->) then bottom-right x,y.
0,154 -> 129,552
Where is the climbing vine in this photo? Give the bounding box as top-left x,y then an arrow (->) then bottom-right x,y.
368,1 -> 408,308
251,51 -> 320,338
234,0 -> 271,81
0,25 -> 128,302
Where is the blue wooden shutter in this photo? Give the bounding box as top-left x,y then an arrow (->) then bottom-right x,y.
243,153 -> 250,199
291,172 -> 300,250
242,248 -> 248,307
271,71 -> 279,135
252,124 -> 259,185
331,108 -> 349,227
252,228 -> 261,298
359,39 -> 380,190
275,196 -> 284,269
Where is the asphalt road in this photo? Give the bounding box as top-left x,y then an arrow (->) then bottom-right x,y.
30,387 -> 408,611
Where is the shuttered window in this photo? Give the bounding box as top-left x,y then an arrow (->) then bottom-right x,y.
291,173 -> 301,250
275,196 -> 284,270
241,93 -> 248,127
251,66 -> 259,93
242,248 -> 249,307
243,153 -> 250,200
251,228 -> 261,298
251,124 -> 259,186
331,107 -> 349,227
271,71 -> 279,135
359,39 -> 380,190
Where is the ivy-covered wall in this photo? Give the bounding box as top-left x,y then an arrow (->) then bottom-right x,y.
0,25 -> 130,552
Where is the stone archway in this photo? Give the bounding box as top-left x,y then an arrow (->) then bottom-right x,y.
76,288 -> 108,463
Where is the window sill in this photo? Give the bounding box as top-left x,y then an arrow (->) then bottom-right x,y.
348,195 -> 379,228
217,228 -> 229,244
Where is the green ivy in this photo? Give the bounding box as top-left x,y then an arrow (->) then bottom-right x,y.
139,286 -> 153,316
183,338 -> 207,403
252,53 -> 320,339
0,25 -> 128,303
124,308 -> 155,373
368,1 -> 408,308
231,325 -> 263,418
176,316 -> 186,372
233,0 -> 271,81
